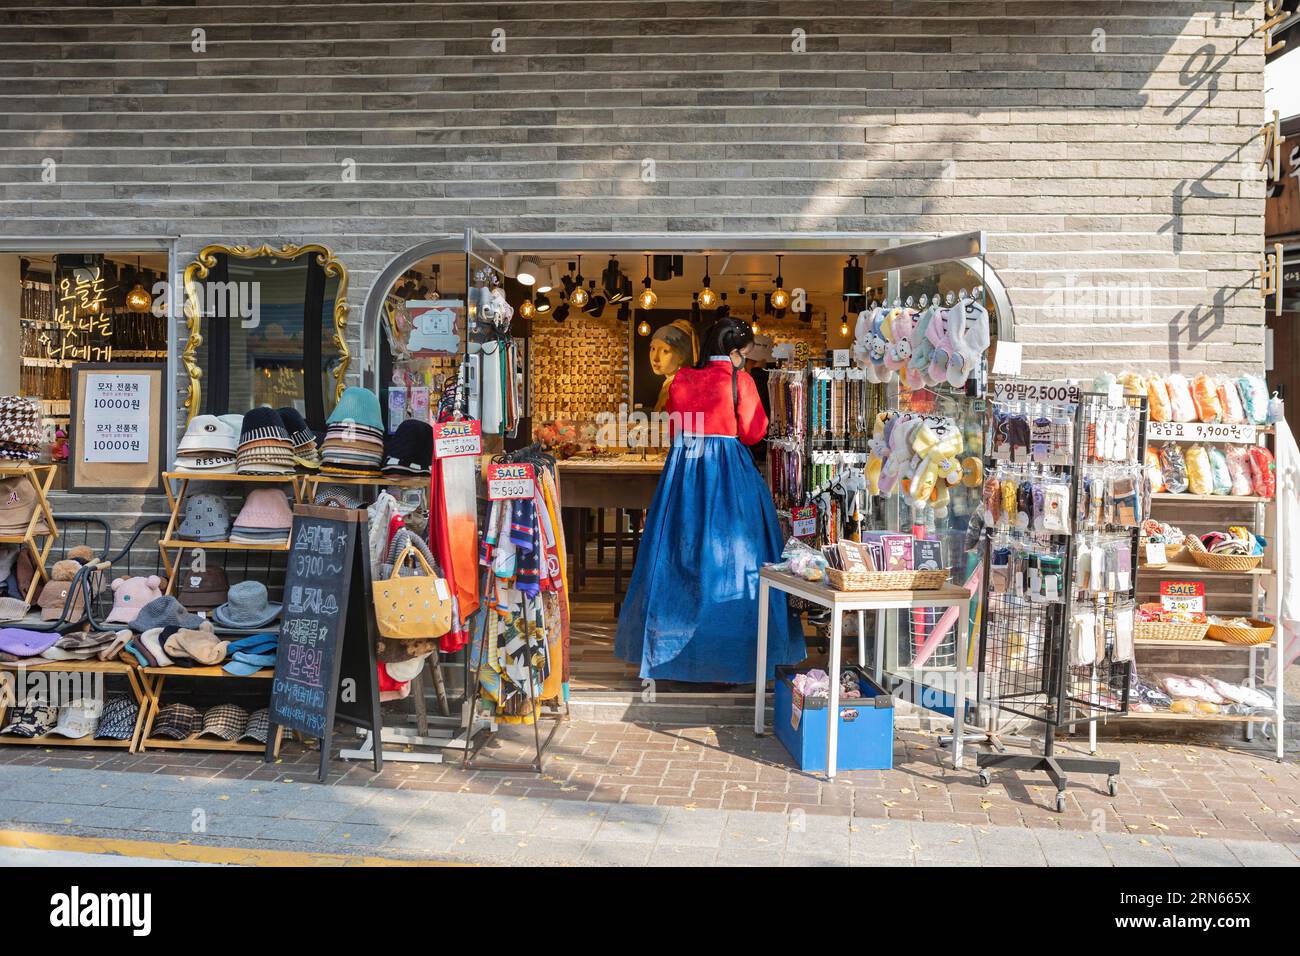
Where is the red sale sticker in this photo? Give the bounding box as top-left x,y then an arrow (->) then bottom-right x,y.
487,462 -> 536,500
433,419 -> 482,459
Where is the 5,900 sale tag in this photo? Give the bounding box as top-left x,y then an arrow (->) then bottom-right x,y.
433,419 -> 482,458
487,462 -> 536,500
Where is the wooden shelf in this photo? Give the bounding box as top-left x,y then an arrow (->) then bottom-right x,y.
138,665 -> 272,679
1151,493 -> 1270,504
160,539 -> 289,552
1133,638 -> 1261,650
139,736 -> 267,753
165,471 -> 298,483
302,474 -> 428,487
1120,711 -> 1272,724
1139,559 -> 1272,577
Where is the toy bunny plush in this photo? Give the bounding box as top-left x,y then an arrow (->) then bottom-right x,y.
884,308 -> 915,374
861,309 -> 892,384
864,411 -> 894,495
925,308 -> 958,386
851,308 -> 874,364
877,414 -> 920,495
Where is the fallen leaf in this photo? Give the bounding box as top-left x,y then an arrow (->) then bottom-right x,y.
900,788 -> 912,795
1150,821 -> 1169,831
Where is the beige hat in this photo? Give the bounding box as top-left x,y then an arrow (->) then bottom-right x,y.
37,579 -> 85,622
0,477 -> 46,535
163,622 -> 230,666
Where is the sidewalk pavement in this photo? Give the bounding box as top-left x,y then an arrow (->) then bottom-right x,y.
0,764 -> 1295,866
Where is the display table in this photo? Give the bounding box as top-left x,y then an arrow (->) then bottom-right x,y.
753,567 -> 974,778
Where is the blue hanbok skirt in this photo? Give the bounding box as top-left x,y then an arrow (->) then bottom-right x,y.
614,435 -> 805,684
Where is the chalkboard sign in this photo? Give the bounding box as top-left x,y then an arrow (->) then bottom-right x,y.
266,504 -> 382,780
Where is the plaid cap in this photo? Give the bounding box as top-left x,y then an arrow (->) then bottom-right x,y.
199,703 -> 249,741
313,484 -> 365,509
239,707 -> 270,744
1,699 -> 56,737
152,702 -> 202,740
93,695 -> 139,740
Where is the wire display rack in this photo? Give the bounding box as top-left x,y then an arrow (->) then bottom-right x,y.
975,391 -> 1146,811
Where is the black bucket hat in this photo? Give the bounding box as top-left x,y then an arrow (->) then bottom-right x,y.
382,419 -> 434,475
238,406 -> 291,447
276,406 -> 318,449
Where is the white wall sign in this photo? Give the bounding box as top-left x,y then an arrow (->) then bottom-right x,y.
82,373 -> 151,463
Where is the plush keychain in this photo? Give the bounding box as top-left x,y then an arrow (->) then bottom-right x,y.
851,309 -> 874,365
1238,374 -> 1269,425
1191,374 -> 1223,423
1144,447 -> 1165,493
906,417 -> 963,508
1207,446 -> 1232,495
862,310 -> 892,384
1165,374 -> 1197,423
877,415 -> 918,495
864,412 -> 893,495
1247,446 -> 1276,498
950,298 -> 990,387
925,308 -> 955,386
884,308 -> 915,375
1146,376 -> 1173,422
1217,377 -> 1245,423
1159,443 -> 1189,494
1184,444 -> 1213,495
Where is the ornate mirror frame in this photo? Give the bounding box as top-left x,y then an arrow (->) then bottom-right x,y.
181,242 -> 350,422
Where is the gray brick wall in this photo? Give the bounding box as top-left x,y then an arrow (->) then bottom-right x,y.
0,2 -> 1268,378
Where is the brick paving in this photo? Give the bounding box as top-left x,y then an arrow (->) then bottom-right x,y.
2,719 -> 1297,847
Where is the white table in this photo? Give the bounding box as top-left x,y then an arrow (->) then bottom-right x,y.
754,567 -> 974,778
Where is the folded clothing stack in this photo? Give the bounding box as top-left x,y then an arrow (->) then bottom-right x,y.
278,407 -> 321,470
320,387 -> 385,476
0,396 -> 42,462
175,414 -> 239,473
382,419 -> 434,477
229,488 -> 293,545
236,407 -> 296,476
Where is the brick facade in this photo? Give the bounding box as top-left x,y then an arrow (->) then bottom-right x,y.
0,2 -> 1269,378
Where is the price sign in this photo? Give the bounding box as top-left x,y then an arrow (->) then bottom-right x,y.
83,373 -> 150,463
487,462 -> 536,500
791,505 -> 817,539
433,419 -> 482,458
1147,420 -> 1257,444
832,349 -> 850,368
990,380 -> 1082,405
1159,580 -> 1205,617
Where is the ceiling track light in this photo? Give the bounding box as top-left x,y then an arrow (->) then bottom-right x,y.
638,254 -> 657,310
698,255 -> 718,309
842,254 -> 864,299
533,292 -> 552,314
517,258 -> 541,287
536,262 -> 558,295
770,254 -> 789,311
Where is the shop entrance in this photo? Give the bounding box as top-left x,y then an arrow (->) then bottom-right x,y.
366,231 -> 1014,696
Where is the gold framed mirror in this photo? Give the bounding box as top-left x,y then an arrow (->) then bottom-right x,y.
181,242 -> 349,425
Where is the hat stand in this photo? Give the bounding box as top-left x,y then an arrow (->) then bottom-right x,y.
0,462 -> 59,606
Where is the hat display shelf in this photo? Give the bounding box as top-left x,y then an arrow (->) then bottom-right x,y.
159,472 -> 303,590
0,659 -> 150,753
134,666 -> 284,756
0,463 -> 59,605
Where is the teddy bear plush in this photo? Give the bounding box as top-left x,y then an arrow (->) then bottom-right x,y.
884,308 -> 915,375
877,414 -> 920,496
860,310 -> 892,384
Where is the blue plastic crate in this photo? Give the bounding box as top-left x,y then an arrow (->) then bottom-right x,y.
773,664 -> 894,772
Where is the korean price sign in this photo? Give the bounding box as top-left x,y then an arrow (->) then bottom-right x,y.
433,419 -> 482,459
790,505 -> 817,538
1159,580 -> 1205,617
487,462 -> 536,500
1147,421 -> 1257,444
83,373 -> 150,463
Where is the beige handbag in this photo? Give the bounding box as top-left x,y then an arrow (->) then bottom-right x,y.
372,544 -> 452,640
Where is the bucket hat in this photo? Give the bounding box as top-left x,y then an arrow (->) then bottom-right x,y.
327,387 -> 383,431
105,575 -> 164,625
131,595 -> 201,634
0,699 -> 56,737
152,702 -> 202,740
177,564 -> 229,611
94,696 -> 140,740
313,485 -> 365,509
276,407 -> 317,450
383,419 -> 434,475
231,488 -> 293,531
238,406 -> 292,447
211,581 -> 282,629
163,622 -> 230,665
176,493 -> 231,542
178,414 -> 239,454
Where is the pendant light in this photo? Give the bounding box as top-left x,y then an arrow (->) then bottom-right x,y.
518,298 -> 536,319
638,254 -> 657,310
124,256 -> 152,314
698,255 -> 717,309
750,292 -> 760,334
842,255 -> 864,298
839,296 -> 850,338
770,254 -> 790,311
569,257 -> 589,308
636,316 -> 651,336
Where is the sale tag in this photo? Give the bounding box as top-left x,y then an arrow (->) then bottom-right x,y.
433,419 -> 482,458
1145,542 -> 1167,565
791,505 -> 817,538
487,462 -> 536,500
1159,580 -> 1205,616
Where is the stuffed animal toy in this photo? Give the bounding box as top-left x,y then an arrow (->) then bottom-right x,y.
1225,446 -> 1254,496
851,309 -> 874,366
864,412 -> 893,495
860,310 -> 891,384
1146,377 -> 1172,422
906,417 -> 964,509
884,308 -> 914,374
66,545 -> 95,565
925,308 -> 956,386
950,299 -> 990,387
878,414 -> 922,496
50,559 -> 81,582
1191,374 -> 1222,423
1207,446 -> 1232,495
1218,378 -> 1245,423
1165,374 -> 1197,423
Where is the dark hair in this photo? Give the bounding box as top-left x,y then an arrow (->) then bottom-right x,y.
694,317 -> 754,369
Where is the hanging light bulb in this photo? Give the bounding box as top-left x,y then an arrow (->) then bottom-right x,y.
569,257 -> 589,308
518,298 -> 536,319
750,292 -> 760,334
839,296 -> 850,337
770,254 -> 790,311
638,254 -> 657,310
123,256 -> 152,314
698,255 -> 717,308
637,316 -> 651,336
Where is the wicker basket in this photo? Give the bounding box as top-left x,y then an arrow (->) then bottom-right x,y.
1185,536 -> 1263,572
1206,618 -> 1275,646
1134,620 -> 1209,642
825,567 -> 949,592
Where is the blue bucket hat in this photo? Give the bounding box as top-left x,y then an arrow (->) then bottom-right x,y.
327,387 -> 383,431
